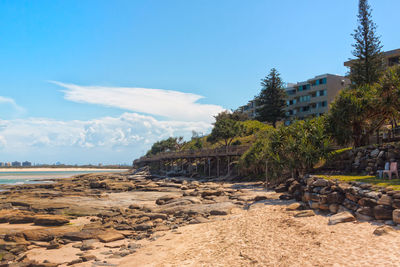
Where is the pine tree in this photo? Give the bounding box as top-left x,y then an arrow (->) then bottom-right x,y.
255,68 -> 286,127
349,0 -> 384,86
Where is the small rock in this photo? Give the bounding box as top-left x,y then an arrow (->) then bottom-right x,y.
294,210 -> 315,218
81,239 -> 96,250
286,203 -> 302,211
373,225 -> 396,236
210,209 -> 228,216
189,216 -> 209,224
253,195 -> 268,202
370,148 -> 380,157
134,221 -> 154,231
275,184 -> 287,193
47,240 -> 61,250
67,258 -> 83,265
279,194 -> 292,200
328,212 -> 355,225
128,204 -> 143,210
81,254 -> 97,262
97,232 -> 125,243
312,179 -> 329,187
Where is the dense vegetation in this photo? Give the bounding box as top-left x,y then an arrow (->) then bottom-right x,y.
144,0 -> 400,182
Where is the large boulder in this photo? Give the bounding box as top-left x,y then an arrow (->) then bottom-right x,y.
378,195 -> 393,206
393,209 -> 400,224
373,205 -> 393,220
355,212 -> 374,221
328,212 -> 356,225
357,207 -> 374,217
23,229 -> 57,242
392,199 -> 400,209
358,197 -> 377,207
327,192 -> 344,204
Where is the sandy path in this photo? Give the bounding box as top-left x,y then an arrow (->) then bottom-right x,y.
119,195 -> 400,267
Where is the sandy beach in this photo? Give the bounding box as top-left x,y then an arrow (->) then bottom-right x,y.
119,196 -> 400,267
0,170 -> 399,266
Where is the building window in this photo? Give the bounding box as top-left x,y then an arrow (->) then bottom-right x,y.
389,56 -> 400,66
319,90 -> 327,96
321,101 -> 327,107
287,89 -> 296,95
299,95 -> 310,103
301,106 -> 310,112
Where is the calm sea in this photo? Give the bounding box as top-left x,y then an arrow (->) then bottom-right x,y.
0,170 -> 127,185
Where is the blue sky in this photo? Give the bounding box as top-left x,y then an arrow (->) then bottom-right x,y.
0,0 -> 399,164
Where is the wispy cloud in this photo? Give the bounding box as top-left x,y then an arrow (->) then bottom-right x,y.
51,81 -> 224,123
0,96 -> 25,113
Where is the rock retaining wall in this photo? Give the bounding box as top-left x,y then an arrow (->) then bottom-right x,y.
323,143 -> 400,175
275,176 -> 400,224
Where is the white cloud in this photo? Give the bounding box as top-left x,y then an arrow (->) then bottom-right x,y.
0,96 -> 25,113
0,113 -> 213,164
0,84 -> 223,164
51,81 -> 224,123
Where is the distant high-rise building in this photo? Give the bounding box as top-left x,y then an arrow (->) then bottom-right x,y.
11,161 -> 21,167
22,161 -> 32,167
0,162 -> 4,167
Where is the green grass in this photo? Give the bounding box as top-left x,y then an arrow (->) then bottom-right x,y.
318,174 -> 400,191
330,147 -> 353,155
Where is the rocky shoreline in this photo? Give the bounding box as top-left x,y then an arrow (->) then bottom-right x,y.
0,168 -> 269,266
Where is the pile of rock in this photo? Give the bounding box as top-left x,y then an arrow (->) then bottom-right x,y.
275,176 -> 400,225
322,143 -> 400,175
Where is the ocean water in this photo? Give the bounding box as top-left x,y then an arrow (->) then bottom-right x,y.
0,170 -> 126,185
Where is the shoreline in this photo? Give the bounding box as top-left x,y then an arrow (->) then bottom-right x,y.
0,167 -> 131,172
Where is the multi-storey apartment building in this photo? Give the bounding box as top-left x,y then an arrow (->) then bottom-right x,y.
237,99 -> 257,119
284,74 -> 350,124
344,48 -> 400,68
237,74 -> 349,124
